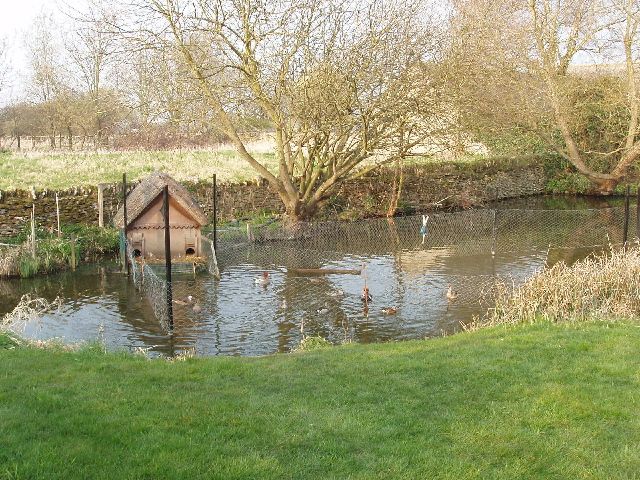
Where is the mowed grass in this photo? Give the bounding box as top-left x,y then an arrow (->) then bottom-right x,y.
0,147 -> 279,190
1,321 -> 640,479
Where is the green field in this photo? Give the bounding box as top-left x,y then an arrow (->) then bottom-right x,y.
1,321 -> 639,479
0,148 -> 532,191
0,148 -> 279,190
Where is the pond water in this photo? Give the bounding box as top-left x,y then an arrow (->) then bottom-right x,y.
0,195 -> 629,356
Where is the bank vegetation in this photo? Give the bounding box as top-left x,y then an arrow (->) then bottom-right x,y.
0,225 -> 119,278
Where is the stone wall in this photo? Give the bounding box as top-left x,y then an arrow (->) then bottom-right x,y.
0,162 -> 546,238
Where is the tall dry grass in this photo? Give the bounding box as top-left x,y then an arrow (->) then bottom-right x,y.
483,246 -> 640,326
0,245 -> 23,278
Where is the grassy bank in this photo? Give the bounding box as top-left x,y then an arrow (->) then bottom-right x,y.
1,321 -> 639,479
0,225 -> 119,278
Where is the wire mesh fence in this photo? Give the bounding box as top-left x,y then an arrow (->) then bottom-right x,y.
121,204 -> 635,352
127,243 -> 172,331
216,205 -> 630,265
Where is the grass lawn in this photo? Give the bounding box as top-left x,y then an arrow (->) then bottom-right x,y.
0,148 -> 279,190
0,146 -> 538,191
1,321 -> 639,479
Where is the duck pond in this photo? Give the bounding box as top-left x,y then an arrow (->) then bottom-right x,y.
0,196 -> 629,356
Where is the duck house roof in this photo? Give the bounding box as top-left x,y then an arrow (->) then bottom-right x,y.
113,172 -> 208,228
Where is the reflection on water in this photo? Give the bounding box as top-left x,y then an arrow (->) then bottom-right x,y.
0,196 -> 629,356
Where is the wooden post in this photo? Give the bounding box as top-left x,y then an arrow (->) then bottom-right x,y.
213,174 -> 218,250
97,184 -> 104,228
163,185 -> 174,330
30,204 -> 36,259
122,174 -> 130,276
55,193 -> 61,237
623,185 -> 630,247
70,234 -> 77,271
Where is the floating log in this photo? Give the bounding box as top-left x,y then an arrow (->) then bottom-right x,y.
288,267 -> 362,276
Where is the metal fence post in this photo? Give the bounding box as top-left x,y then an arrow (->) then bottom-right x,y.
122,173 -> 130,276
491,187 -> 498,257
623,185 -> 630,248
163,185 -> 174,330
213,174 -> 217,250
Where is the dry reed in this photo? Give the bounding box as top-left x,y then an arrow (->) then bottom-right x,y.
1,294 -> 62,335
480,246 -> 640,328
0,245 -> 23,278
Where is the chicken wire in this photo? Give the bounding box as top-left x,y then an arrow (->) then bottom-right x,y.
125,205 -> 632,340
216,206 -> 629,265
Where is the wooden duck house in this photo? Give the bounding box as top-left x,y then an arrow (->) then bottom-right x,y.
113,172 -> 208,259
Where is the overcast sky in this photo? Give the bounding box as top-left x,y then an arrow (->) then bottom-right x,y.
0,0 -> 82,104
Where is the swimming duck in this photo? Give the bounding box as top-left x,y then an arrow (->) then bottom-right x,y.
316,307 -> 329,315
446,284 -> 458,301
192,303 -> 202,314
173,295 -> 194,306
329,289 -> 345,297
361,286 -> 372,303
254,271 -> 270,287
381,306 -> 398,315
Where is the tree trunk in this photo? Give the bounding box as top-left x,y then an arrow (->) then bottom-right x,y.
386,158 -> 404,217
592,177 -> 620,195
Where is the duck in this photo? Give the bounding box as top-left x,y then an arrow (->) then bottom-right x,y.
381,306 -> 398,315
329,289 -> 345,297
254,271 -> 270,287
173,295 -> 194,306
361,286 -> 372,303
316,307 -> 329,315
281,299 -> 288,310
446,284 -> 458,301
192,303 -> 202,314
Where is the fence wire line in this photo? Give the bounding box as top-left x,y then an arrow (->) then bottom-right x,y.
215,206 -> 630,267
127,243 -> 170,332
121,205 -> 634,351
201,237 -> 221,278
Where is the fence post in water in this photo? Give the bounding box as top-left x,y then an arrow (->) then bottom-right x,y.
163,185 -> 174,330
30,204 -> 36,259
70,234 -> 77,271
122,173 -> 130,276
491,187 -> 498,257
623,185 -> 630,248
212,174 -> 218,250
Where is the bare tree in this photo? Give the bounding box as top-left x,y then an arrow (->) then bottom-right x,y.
63,0 -> 120,143
0,37 -> 8,94
451,0 -> 640,193
24,13 -> 69,147
112,0 -> 448,222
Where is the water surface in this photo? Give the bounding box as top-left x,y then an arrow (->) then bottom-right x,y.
0,196 -> 628,356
